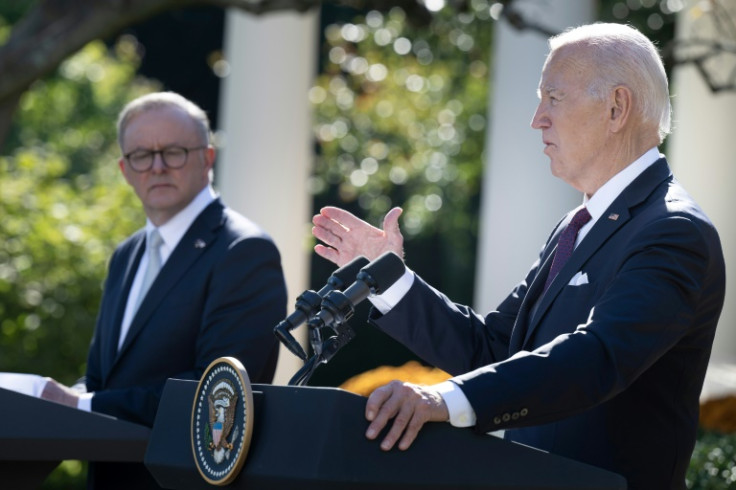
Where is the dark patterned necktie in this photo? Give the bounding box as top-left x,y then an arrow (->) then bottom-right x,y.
543,206 -> 592,292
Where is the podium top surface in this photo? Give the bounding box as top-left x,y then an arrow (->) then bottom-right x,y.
0,387 -> 150,462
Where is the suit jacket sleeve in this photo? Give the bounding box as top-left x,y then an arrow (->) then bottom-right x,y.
369,259 -> 539,374
372,206 -> 722,434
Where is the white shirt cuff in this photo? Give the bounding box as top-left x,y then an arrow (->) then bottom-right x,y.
369,268 -> 415,314
434,380 -> 476,427
77,392 -> 93,412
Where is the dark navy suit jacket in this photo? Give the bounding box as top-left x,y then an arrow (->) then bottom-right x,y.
85,198 -> 287,488
371,159 -> 725,490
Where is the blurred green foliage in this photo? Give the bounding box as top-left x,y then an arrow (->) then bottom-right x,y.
310,5 -> 492,304
306,0 -> 681,387
687,430 -> 736,489
0,35 -> 158,384
1,13 -> 158,487
308,0 -> 679,304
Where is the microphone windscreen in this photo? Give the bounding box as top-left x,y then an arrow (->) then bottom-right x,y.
329,256 -> 370,289
360,251 -> 405,294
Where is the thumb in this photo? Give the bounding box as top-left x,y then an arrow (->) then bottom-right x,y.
382,207 -> 403,237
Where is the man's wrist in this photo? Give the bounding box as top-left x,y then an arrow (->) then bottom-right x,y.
369,268 -> 414,313
434,380 -> 476,427
77,392 -> 93,412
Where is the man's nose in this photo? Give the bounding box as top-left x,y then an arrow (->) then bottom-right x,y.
531,104 -> 548,129
151,152 -> 166,172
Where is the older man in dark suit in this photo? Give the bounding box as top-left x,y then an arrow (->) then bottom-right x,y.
42,91 -> 287,488
311,23 -> 725,489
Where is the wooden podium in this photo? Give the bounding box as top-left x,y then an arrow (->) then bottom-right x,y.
144,379 -> 627,489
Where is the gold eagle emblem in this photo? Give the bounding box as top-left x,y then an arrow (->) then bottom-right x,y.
207,380 -> 239,462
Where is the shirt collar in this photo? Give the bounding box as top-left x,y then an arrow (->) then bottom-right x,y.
584,147 -> 661,221
145,185 -> 217,252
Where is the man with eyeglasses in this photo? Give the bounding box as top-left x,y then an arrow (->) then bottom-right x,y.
40,91 -> 288,489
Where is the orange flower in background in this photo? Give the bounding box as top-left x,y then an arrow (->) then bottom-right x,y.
700,396 -> 736,434
340,361 -> 451,397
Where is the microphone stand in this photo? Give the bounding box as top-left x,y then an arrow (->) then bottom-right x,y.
288,321 -> 356,386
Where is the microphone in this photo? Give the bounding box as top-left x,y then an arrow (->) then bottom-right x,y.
307,251 -> 405,332
274,255 -> 370,360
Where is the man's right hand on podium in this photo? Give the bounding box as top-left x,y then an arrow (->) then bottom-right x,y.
365,380 -> 450,452
40,377 -> 80,408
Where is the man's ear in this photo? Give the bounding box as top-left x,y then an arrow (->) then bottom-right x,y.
609,85 -> 632,133
205,146 -> 216,170
118,158 -> 132,184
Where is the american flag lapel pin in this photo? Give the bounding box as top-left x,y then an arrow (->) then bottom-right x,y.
608,213 -> 619,221
194,239 -> 206,249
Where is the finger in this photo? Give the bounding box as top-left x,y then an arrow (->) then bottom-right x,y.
382,207 -> 405,254
313,244 -> 343,266
380,401 -> 416,451
365,383 -> 394,422
365,384 -> 399,441
311,223 -> 340,248
312,214 -> 348,239
397,410 -> 427,451
321,206 -> 375,232
382,207 -> 403,234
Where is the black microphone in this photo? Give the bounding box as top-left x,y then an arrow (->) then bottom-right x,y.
307,251 -> 405,332
274,255 -> 370,360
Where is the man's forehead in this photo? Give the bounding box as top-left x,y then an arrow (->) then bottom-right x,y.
124,108 -> 198,139
538,81 -> 561,94
538,49 -> 592,90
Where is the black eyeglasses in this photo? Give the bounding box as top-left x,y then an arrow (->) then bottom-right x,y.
123,146 -> 207,172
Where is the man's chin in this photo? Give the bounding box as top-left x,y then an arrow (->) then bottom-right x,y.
549,161 -> 562,178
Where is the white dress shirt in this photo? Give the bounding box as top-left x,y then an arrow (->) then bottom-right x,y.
369,147 -> 662,427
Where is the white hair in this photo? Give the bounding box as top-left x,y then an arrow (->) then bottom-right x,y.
549,23 -> 672,142
117,91 -> 211,149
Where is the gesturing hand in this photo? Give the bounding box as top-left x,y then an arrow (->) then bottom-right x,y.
364,381 -> 449,451
312,206 -> 404,267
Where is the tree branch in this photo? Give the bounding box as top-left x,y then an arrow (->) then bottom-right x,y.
0,0 -> 734,149
0,0 -> 433,149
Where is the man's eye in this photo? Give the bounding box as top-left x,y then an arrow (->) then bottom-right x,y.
130,152 -> 151,161
164,148 -> 186,158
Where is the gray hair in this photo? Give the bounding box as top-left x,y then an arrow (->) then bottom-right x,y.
117,91 -> 212,149
549,23 -> 672,142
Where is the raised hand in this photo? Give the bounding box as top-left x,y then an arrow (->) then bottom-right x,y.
312,206 -> 405,267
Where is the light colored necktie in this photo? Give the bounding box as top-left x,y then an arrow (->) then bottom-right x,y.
134,228 -> 163,312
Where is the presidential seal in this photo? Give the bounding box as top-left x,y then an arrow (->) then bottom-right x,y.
191,357 -> 254,486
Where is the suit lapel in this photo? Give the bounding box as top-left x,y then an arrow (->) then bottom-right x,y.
522,206 -> 630,347
103,233 -> 145,376
508,251 -> 555,354
115,200 -> 225,359
518,158 -> 672,350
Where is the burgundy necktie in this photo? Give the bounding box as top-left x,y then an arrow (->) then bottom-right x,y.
543,206 -> 592,292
